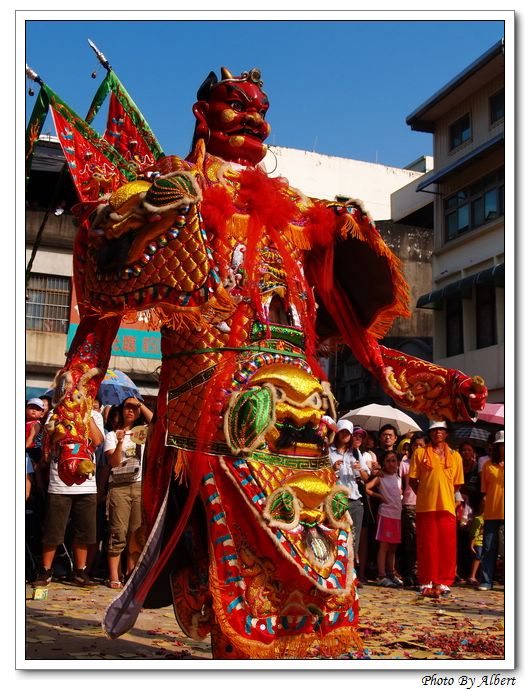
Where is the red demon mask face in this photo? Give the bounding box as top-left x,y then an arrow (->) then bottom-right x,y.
192,67 -> 270,166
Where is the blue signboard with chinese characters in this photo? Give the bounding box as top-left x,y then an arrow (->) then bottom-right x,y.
67,325 -> 161,359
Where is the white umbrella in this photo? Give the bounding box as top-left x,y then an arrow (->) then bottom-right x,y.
340,403 -> 422,436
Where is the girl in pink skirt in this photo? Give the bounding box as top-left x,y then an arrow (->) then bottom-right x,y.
366,451 -> 403,587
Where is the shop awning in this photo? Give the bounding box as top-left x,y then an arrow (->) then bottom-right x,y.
416,134 -> 504,193
31,140 -> 66,173
416,263 -> 504,309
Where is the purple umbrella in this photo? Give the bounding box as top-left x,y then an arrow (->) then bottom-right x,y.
477,403 -> 504,426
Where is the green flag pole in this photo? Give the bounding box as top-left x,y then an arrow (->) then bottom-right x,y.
86,39 -> 164,160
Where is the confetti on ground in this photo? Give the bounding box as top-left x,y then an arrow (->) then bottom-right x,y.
25,579 -> 505,662
356,581 -> 505,660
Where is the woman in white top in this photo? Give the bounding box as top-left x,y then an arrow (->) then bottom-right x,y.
329,419 -> 370,566
103,397 -> 153,588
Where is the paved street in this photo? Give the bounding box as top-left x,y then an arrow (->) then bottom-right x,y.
24,578 -> 505,663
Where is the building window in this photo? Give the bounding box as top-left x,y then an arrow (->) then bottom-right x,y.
490,89 -> 504,124
476,284 -> 497,349
449,113 -> 471,150
344,361 -> 362,380
26,273 -> 71,334
446,295 -> 463,357
444,168 -> 504,241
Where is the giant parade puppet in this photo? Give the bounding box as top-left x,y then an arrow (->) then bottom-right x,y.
26,51 -> 487,659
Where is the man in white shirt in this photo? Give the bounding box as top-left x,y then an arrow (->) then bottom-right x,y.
32,410 -> 104,588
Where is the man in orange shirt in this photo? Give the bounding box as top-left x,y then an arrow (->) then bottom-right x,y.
477,430 -> 504,591
409,420 -> 464,598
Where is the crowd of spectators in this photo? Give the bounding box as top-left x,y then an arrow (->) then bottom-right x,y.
25,394 -> 152,589
327,419 -> 505,597
25,392 -> 504,599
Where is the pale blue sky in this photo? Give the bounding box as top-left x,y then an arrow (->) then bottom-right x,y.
25,17 -> 505,169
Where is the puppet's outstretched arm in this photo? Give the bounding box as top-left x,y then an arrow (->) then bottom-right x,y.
377,344 -> 487,422
44,313 -> 121,485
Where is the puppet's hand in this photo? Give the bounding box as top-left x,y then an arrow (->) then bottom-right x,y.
77,459 -> 96,478
456,375 -> 488,419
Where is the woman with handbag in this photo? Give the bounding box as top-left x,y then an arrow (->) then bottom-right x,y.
103,397 -> 153,589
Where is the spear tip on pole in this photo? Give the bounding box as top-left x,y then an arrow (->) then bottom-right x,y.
26,63 -> 44,85
87,38 -> 112,72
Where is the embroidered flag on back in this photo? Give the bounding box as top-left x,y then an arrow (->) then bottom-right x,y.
86,70 -> 164,175
26,81 -> 137,202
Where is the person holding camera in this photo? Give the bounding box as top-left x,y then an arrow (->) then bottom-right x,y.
103,397 -> 152,589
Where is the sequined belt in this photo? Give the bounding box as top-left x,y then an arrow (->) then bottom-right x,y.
163,344 -> 307,361
166,434 -> 330,468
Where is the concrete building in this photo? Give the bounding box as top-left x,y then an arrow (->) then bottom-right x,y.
407,40 -> 505,403
329,161 -> 435,422
263,145 -> 424,221
25,137 -> 431,405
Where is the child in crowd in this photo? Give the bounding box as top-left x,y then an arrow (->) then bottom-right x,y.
25,398 -> 44,453
25,398 -> 45,499
467,504 -> 484,585
366,450 -> 403,587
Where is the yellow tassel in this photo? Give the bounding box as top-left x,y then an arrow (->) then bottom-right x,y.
150,284 -> 236,332
173,449 -> 189,485
337,214 -> 364,241
82,304 -> 126,320
152,305 -> 203,331
122,309 -> 143,325
226,213 -> 250,241
206,284 -> 237,319
283,224 -> 312,250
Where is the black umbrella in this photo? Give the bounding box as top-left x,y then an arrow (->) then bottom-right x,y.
453,426 -> 491,447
